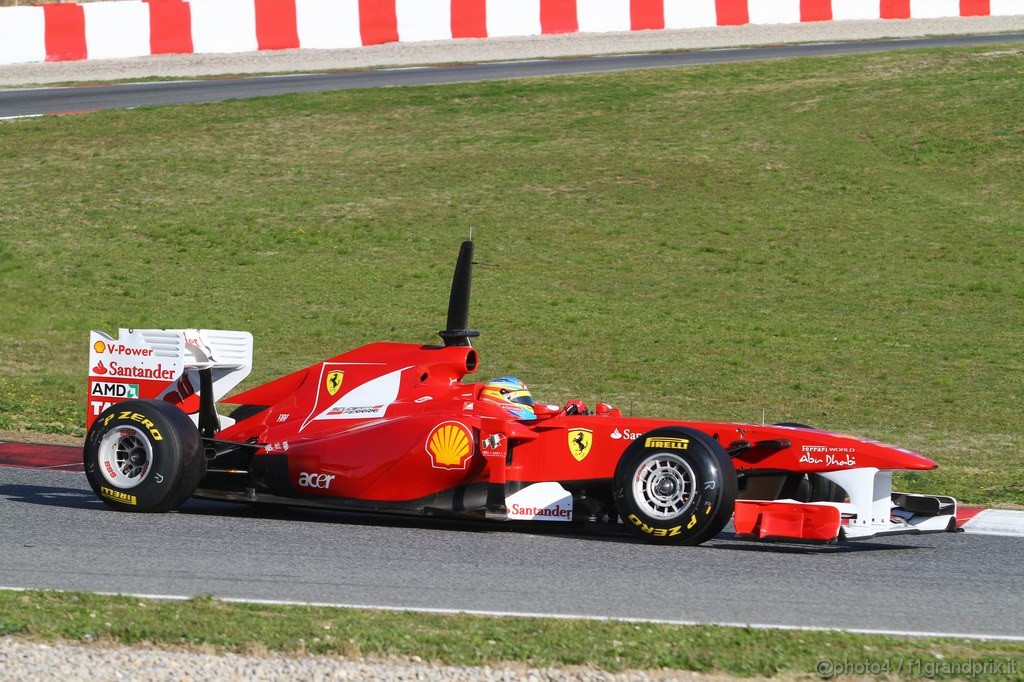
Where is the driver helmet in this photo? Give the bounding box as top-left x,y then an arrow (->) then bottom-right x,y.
480,376 -> 536,420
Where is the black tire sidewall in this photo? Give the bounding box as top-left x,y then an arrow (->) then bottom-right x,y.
614,427 -> 737,545
84,399 -> 204,512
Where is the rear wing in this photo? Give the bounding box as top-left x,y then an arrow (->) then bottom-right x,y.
87,328 -> 253,430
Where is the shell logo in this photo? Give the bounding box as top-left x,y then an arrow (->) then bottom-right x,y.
93,341 -> 106,353
426,421 -> 474,470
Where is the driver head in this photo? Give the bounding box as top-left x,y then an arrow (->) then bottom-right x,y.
480,376 -> 536,420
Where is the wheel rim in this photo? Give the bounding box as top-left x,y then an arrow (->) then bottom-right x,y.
97,425 -> 153,489
632,452 -> 696,519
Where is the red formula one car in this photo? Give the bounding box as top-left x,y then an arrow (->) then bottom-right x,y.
83,241 -> 958,545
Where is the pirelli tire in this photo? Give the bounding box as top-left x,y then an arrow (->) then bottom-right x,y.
613,426 -> 737,546
83,399 -> 205,513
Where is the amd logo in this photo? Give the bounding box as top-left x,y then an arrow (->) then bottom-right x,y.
298,472 -> 335,489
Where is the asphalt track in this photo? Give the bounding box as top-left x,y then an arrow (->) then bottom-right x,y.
4,33 -> 1024,639
2,461 -> 1022,640
2,32 -> 1024,118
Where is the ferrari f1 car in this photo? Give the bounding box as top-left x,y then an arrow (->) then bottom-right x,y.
83,241 -> 958,545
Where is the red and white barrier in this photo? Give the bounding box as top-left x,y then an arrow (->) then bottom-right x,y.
294,0 -> 361,50
0,8 -> 46,64
84,1 -> 151,59
1,0 -> 1022,65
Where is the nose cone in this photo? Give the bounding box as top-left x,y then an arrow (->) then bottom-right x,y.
821,437 -> 938,471
879,446 -> 938,471
765,424 -> 938,472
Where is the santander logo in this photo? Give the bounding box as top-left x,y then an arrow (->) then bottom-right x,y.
508,503 -> 572,519
92,361 -> 108,375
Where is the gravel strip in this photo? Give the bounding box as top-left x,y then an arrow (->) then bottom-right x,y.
1,16 -> 1023,87
0,638 -> 740,682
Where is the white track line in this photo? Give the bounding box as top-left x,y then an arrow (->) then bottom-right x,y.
961,509 -> 1024,537
2,586 -> 1022,643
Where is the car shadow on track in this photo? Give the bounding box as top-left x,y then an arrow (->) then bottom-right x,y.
176,497 -> 647,543
707,536 -> 927,554
0,479 -> 933,553
179,499 -> 926,552
0,483 -> 105,510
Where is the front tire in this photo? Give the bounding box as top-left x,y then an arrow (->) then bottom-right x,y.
613,427 -> 737,545
84,399 -> 205,512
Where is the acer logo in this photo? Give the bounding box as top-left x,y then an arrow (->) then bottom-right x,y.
298,472 -> 335,489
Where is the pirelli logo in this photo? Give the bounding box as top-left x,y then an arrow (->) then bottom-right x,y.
100,486 -> 137,506
645,436 -> 689,450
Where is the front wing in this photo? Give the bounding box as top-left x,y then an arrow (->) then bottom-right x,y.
733,467 -> 958,542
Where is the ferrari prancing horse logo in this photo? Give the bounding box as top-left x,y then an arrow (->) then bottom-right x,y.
326,370 -> 344,396
568,429 -> 593,462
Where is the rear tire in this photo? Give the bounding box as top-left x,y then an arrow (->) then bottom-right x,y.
84,399 -> 205,512
613,427 -> 737,545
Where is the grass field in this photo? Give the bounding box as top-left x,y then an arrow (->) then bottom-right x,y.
1,591 -> 1022,678
1,45 -> 1022,507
